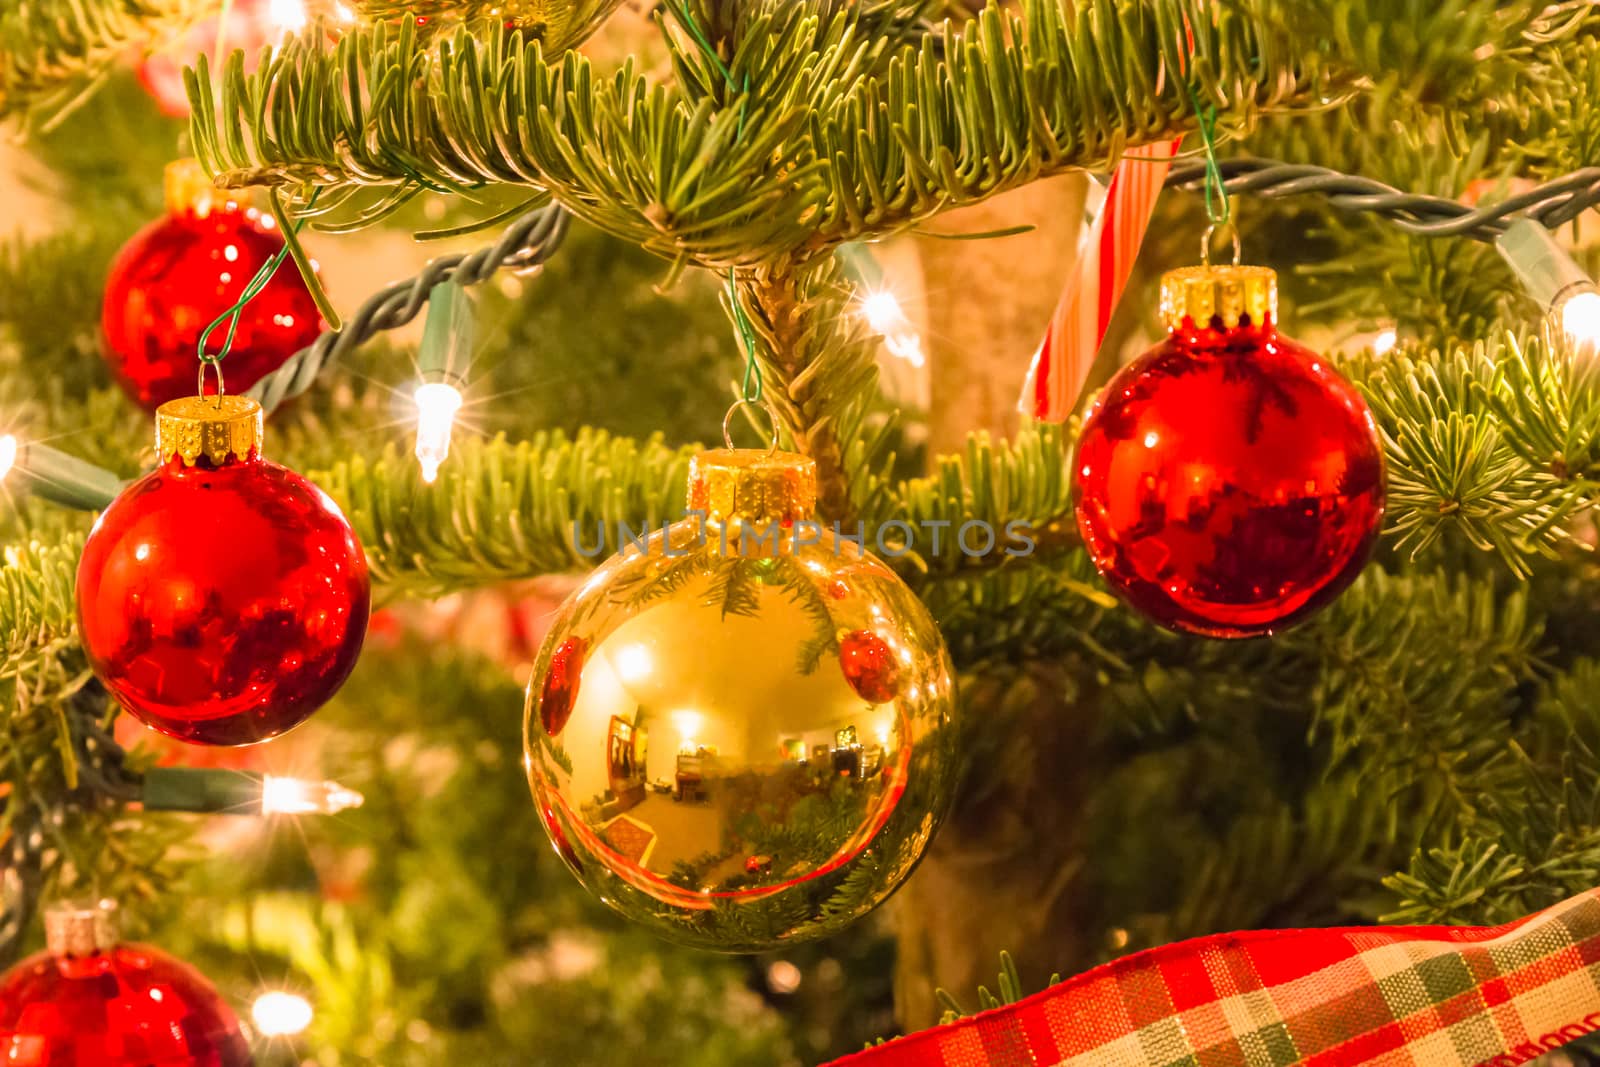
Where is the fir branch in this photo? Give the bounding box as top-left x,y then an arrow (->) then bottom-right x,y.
735,257 -> 888,523
1,0 -> 206,125
1382,749 -> 1600,926
186,0 -> 1378,263
883,422 -> 1075,576
350,0 -> 625,53
1288,568 -> 1543,825
0,536 -> 84,669
703,557 -> 761,619
1346,339 -> 1575,576
309,430 -> 696,599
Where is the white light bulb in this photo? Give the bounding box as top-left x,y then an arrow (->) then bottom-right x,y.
615,644 -> 653,684
859,290 -> 926,368
260,775 -> 365,815
252,991 -> 313,1037
861,291 -> 903,335
1561,290 -> 1600,346
413,382 -> 464,484
766,960 -> 802,994
1372,327 -> 1399,356
0,436 -> 17,482
267,0 -> 308,32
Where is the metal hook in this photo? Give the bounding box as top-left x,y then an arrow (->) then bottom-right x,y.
722,399 -> 780,453
1201,222 -> 1242,267
197,358 -> 226,402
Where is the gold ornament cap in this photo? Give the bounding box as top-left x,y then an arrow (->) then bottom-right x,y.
1160,265 -> 1278,331
45,899 -> 119,957
157,395 -> 264,466
688,449 -> 817,526
163,158 -> 224,219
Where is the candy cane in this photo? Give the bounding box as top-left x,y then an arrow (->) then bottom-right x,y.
1019,138 -> 1183,422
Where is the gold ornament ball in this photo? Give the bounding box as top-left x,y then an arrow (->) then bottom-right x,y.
352,0 -> 626,52
523,449 -> 960,952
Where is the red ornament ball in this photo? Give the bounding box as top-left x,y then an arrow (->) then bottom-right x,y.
538,636 -> 587,737
77,396 -> 369,746
839,629 -> 903,704
1073,266 -> 1385,638
101,160 -> 322,411
0,906 -> 251,1067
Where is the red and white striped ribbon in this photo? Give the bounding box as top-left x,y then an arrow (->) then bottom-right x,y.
1019,138 -> 1183,422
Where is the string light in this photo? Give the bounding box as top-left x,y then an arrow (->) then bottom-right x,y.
1562,290 -> 1600,345
260,774 -> 365,815
1497,218 -> 1600,346
413,382 -> 464,484
141,768 -> 364,815
0,439 -> 125,510
252,991 -> 313,1037
413,282 -> 474,484
267,0 -> 309,32
859,290 -> 925,368
766,960 -> 803,994
1372,327 -> 1399,356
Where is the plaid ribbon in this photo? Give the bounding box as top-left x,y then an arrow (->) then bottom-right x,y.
1018,138 -> 1182,422
828,889 -> 1600,1067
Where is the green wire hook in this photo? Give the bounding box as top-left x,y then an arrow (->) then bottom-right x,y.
195,187 -> 325,378
660,1 -> 762,405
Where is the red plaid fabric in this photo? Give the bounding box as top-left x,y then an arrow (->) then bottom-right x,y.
829,889 -> 1600,1067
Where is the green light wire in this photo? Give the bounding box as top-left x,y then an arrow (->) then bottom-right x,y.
660,0 -> 761,404
196,188 -> 323,372
1179,75 -> 1230,227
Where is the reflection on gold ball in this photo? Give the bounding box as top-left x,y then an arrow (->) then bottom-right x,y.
352,0 -> 625,53
523,450 -> 959,952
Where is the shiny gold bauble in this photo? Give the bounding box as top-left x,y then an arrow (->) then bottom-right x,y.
353,0 -> 625,52
523,449 -> 959,952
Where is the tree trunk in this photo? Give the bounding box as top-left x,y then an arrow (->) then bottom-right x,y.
891,668 -> 1109,1029
916,173 -> 1089,455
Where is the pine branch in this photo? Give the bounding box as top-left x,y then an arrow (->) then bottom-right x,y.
0,536 -> 84,670
734,257 -> 888,523
186,0 -> 1388,265
1285,568 -> 1543,825
1345,339 -> 1579,576
350,0 -> 624,53
884,422 -> 1075,577
1,0 -> 207,125
308,429 -> 697,599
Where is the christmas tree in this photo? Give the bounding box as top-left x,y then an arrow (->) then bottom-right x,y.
5,1 -> 1600,1064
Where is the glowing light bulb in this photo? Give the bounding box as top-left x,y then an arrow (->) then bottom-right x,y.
252,991 -> 313,1037
859,290 -> 926,368
260,775 -> 364,815
615,644 -> 653,684
0,435 -> 17,482
413,381 -> 464,484
766,960 -> 802,994
1372,327 -> 1398,356
268,0 -> 308,32
861,291 -> 902,333
671,709 -> 704,751
1562,290 -> 1600,346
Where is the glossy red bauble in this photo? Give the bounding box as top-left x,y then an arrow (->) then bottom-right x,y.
101,166 -> 322,411
538,636 -> 586,737
138,0 -> 278,117
839,629 -> 902,704
77,405 -> 370,745
0,941 -> 252,1067
1073,275 -> 1385,638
